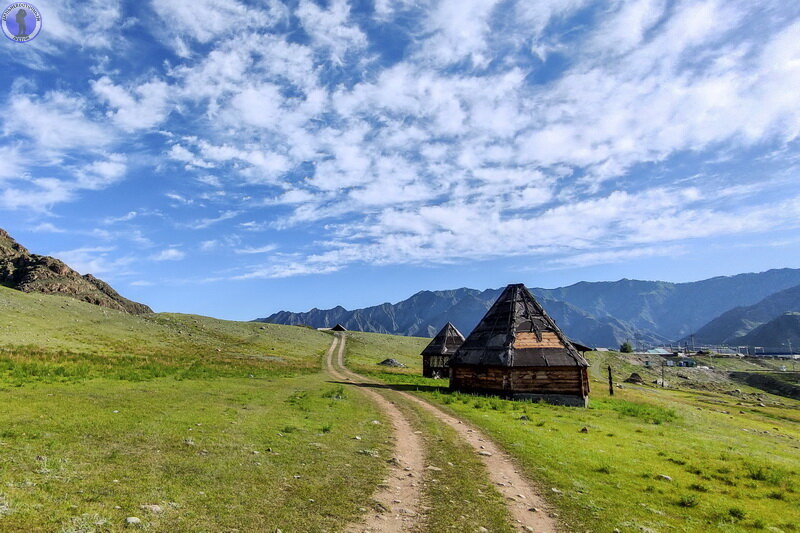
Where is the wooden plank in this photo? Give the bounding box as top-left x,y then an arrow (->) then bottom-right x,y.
513,332 -> 565,349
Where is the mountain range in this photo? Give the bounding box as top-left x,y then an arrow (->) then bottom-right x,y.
258,269 -> 800,348
0,228 -> 151,315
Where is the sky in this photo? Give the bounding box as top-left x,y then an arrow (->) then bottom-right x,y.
2,0 -> 800,320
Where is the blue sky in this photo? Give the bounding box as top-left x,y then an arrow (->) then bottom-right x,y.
2,0 -> 800,320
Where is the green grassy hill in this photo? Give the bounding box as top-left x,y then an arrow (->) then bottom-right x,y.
0,287 -> 393,531
0,285 -> 332,382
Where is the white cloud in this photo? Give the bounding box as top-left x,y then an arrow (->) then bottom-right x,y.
0,178 -> 74,211
6,0 -> 800,279
151,248 -> 186,262
76,154 -> 127,190
296,0 -> 367,64
31,222 -> 66,233
235,244 -> 278,255
150,0 -> 281,50
185,210 -> 240,230
49,246 -> 132,275
4,91 -> 112,155
92,77 -> 172,131
549,245 -> 687,268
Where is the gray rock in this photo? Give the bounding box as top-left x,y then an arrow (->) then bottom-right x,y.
657,474 -> 673,482
125,517 -> 142,526
377,358 -> 406,367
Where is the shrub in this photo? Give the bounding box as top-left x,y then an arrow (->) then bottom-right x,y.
677,494 -> 699,507
746,463 -> 784,485
728,507 -> 746,520
620,342 -> 634,353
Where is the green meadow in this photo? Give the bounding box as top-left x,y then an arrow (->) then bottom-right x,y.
3,286 -> 800,532
0,287 -> 392,531
347,331 -> 800,533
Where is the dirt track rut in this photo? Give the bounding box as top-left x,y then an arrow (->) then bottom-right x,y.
326,335 -> 425,532
326,333 -> 558,533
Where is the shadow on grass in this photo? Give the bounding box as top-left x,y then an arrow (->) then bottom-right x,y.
327,379 -> 446,394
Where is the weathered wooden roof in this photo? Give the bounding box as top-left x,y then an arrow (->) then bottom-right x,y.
449,284 -> 589,368
421,322 -> 465,357
331,324 -> 347,332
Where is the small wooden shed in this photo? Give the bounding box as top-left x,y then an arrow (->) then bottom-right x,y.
449,283 -> 590,407
421,322 -> 465,378
331,324 -> 347,332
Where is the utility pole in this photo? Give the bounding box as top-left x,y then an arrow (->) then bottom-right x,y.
608,365 -> 614,396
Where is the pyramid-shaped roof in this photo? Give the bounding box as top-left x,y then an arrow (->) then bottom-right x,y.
421,322 -> 465,357
331,324 -> 347,332
450,284 -> 589,368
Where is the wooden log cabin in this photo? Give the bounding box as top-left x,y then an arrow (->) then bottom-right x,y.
420,322 -> 465,378
449,283 -> 590,407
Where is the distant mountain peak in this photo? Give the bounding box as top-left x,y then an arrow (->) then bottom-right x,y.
0,228 -> 152,315
257,268 -> 800,348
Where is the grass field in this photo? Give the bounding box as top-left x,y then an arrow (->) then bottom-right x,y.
5,286 -> 800,532
0,287 -> 395,531
344,331 -> 429,375
348,332 -> 800,533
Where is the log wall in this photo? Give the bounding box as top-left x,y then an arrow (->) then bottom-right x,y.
450,365 -> 589,398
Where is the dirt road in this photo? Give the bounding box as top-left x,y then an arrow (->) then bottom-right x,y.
326,334 -> 558,533
325,335 -> 425,532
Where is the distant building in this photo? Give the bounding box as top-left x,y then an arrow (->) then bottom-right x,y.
449,284 -> 590,407
420,322 -> 465,378
330,324 -> 347,332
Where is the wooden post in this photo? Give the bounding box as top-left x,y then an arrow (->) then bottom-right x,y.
661,361 -> 666,388
607,365 -> 614,396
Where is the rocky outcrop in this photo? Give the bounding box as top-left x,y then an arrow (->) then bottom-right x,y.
0,228 -> 152,315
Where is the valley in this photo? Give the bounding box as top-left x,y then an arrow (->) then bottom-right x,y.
2,284 -> 799,531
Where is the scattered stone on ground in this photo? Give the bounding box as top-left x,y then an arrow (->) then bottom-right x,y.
377,358 -> 406,367
140,504 -> 163,514
657,474 -> 673,482
125,517 -> 141,526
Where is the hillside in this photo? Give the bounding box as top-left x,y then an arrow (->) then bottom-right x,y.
0,284 -> 331,379
0,286 -> 400,531
737,312 -> 800,350
689,284 -> 800,345
258,268 -> 800,346
0,227 -> 151,314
